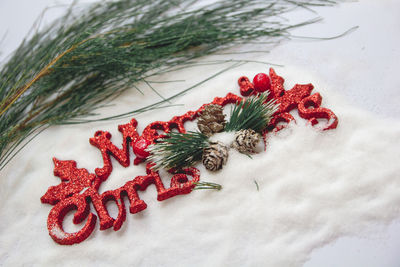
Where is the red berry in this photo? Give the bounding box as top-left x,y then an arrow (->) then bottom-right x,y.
133,137 -> 151,158
253,73 -> 271,93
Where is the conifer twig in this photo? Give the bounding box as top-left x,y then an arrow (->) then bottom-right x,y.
225,93 -> 279,132
147,131 -> 209,170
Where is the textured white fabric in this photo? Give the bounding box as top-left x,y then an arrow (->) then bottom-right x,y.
1,1 -> 400,266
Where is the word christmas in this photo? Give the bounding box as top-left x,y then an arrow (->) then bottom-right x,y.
41,68 -> 338,245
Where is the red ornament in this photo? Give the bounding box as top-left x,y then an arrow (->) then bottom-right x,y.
238,76 -> 255,96
133,137 -> 151,158
41,68 -> 338,245
252,73 -> 271,92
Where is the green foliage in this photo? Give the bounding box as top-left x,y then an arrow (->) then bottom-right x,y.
0,0 -> 340,171
225,93 -> 278,132
147,131 -> 209,170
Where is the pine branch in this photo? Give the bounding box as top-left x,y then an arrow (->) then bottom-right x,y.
147,131 -> 209,170
0,0 -> 341,171
225,93 -> 279,132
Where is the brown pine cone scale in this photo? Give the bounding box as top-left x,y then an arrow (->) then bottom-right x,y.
202,142 -> 229,171
197,104 -> 226,136
231,129 -> 261,154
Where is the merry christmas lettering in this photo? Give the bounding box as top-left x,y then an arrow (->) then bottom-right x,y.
41,68 -> 338,245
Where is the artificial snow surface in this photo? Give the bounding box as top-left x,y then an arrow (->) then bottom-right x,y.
1,0 -> 400,266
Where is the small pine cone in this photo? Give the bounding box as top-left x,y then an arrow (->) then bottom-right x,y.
232,129 -> 261,154
197,104 -> 226,136
202,142 -> 229,171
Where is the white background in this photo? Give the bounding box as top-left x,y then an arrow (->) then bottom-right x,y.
1,1 -> 400,266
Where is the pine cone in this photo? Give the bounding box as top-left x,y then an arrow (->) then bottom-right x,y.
197,104 -> 226,136
202,142 -> 229,171
232,129 -> 261,154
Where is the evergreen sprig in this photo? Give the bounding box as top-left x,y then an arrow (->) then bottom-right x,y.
0,0 -> 341,171
225,93 -> 278,132
147,131 -> 209,170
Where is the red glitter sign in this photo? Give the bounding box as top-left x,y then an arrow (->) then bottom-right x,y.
41,68 -> 338,245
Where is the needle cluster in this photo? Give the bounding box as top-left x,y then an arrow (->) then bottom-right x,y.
147,131 -> 209,170
225,93 -> 278,132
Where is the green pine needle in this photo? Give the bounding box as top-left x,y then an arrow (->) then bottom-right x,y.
147,131 -> 209,170
0,0 -> 341,171
254,179 -> 260,191
225,93 -> 279,132
193,181 -> 222,191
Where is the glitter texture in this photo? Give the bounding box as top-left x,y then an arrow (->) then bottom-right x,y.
41,68 -> 337,245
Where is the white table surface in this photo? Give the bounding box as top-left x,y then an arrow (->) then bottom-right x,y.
1,1 -> 399,266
